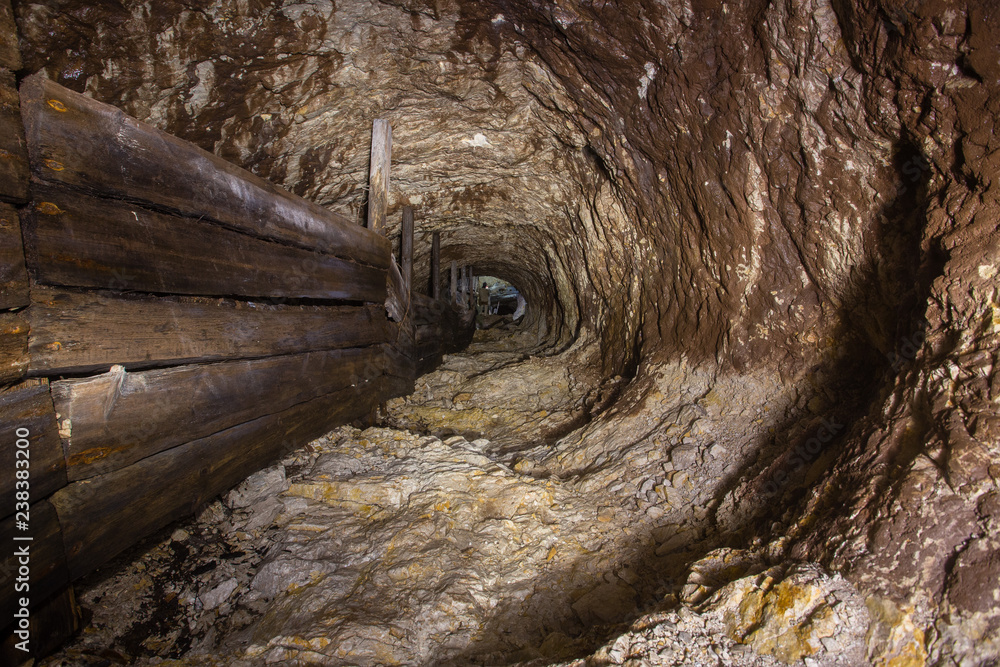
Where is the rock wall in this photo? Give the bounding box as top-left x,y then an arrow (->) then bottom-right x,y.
13,0 -> 1000,663
15,0 -> 613,352
783,2 -> 1000,662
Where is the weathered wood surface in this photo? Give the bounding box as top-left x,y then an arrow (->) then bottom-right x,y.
27,286 -> 391,375
0,0 -> 19,72
401,206 -> 413,293
0,500 -> 69,620
0,70 -> 28,204
380,373 -> 415,403
415,321 -> 446,342
51,376 -> 399,580
430,231 -> 440,299
0,379 -> 66,517
53,346 -> 385,481
23,186 -> 387,303
366,119 -> 391,234
385,258 -> 407,323
382,341 -> 417,384
413,298 -> 475,370
0,203 -> 28,309
0,310 -> 26,384
450,260 -> 457,302
0,586 -> 81,662
19,75 -> 390,269
411,291 -> 446,321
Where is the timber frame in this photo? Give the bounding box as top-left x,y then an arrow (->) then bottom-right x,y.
0,7 -> 474,657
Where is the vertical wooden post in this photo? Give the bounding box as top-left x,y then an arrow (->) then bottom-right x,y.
430,231 -> 440,299
401,206 -> 413,295
468,271 -> 475,309
450,260 -> 457,304
366,119 -> 391,234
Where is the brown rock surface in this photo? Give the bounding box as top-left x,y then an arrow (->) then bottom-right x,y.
14,0 -> 1000,664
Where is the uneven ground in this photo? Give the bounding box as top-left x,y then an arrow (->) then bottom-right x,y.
15,0 -> 1000,663
37,327 -> 903,666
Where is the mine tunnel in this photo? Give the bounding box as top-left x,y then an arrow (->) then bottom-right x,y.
1,0 -> 999,665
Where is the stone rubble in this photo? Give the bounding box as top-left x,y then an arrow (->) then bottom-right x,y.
15,0 -> 1000,664
38,339 -> 878,667
550,562 -> 870,667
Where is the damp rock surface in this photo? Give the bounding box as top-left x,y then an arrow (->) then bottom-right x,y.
36,343 -> 865,666
15,0 -> 1000,665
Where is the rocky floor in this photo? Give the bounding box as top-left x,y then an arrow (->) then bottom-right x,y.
38,329 -> 892,666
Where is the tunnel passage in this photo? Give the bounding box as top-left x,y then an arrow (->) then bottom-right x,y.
5,0 -> 1000,665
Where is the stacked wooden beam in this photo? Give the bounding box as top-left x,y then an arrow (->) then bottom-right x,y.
411,293 -> 476,375
0,2 -> 77,658
0,71 -> 455,659
12,75 -> 408,584
0,17 -> 474,660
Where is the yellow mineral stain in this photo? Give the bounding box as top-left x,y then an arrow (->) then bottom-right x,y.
66,445 -> 128,467
44,159 -> 65,171
35,201 -> 64,215
47,99 -> 68,112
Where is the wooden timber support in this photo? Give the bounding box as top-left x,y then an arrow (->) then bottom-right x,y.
401,206 -> 414,294
431,231 -> 441,299
366,119 -> 391,234
0,62 -> 474,661
467,269 -> 476,309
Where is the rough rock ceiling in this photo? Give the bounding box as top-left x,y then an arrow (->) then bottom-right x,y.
17,0 -> 608,352
15,0 -> 1000,664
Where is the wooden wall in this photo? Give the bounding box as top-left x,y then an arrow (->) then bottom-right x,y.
0,14 -> 474,657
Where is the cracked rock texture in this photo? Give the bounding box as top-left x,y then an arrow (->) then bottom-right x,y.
15,0 -> 1000,664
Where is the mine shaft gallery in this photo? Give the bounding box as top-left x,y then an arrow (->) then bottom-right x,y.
0,0 -> 997,665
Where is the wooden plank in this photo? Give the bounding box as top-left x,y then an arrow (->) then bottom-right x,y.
0,70 -> 29,204
0,379 -> 67,518
0,586 -> 81,663
23,186 -> 387,303
382,341 -> 416,382
0,310 -> 26,385
401,206 -> 413,294
385,257 -> 406,323
415,322 -> 445,342
380,373 -> 414,402
52,346 -> 385,481
366,119 -> 391,234
19,75 -> 390,269
412,294 -> 449,326
430,231 -> 440,299
417,351 -> 444,376
0,0 -> 19,71
0,500 -> 69,622
450,260 -> 457,303
51,376 -> 399,580
411,291 -> 438,311
384,309 -> 416,356
27,286 -> 391,376
0,203 -> 28,309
